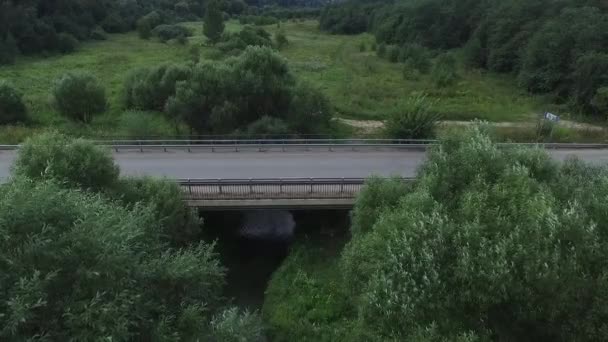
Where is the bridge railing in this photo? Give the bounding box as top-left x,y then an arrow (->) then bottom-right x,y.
178,178 -> 415,200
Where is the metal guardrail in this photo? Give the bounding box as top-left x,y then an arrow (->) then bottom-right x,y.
178,177 -> 415,200
0,140 -> 607,152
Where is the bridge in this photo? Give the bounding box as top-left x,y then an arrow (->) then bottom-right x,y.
178,178 -> 412,209
0,139 -> 607,208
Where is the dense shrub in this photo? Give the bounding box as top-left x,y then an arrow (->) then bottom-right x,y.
167,46 -> 295,133
217,26 -> 273,53
0,35 -> 19,65
246,116 -> 290,136
431,53 -> 459,88
111,177 -> 201,246
385,94 -> 440,139
399,43 -> 432,73
119,110 -> 176,138
0,178 -> 225,340
90,26 -> 107,40
13,132 -> 119,191
152,24 -> 192,43
238,15 -> 279,26
275,30 -> 289,50
211,308 -> 265,342
376,43 -> 386,58
123,63 -> 191,111
53,71 -> 107,123
204,0 -> 225,44
341,127 -> 608,340
287,82 -> 333,134
137,11 -> 163,39
387,46 -> 399,63
0,81 -> 28,125
56,32 -> 78,53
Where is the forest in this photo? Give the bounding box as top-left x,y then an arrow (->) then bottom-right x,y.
321,0 -> 608,115
2,0 -> 608,340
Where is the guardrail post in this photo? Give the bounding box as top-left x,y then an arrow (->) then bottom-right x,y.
279,179 -> 283,194
282,139 -> 286,152
309,178 -> 313,194
188,179 -> 192,195
235,141 -> 239,153
249,178 -> 253,194
218,179 -> 222,195
341,177 -> 344,193
139,140 -> 143,153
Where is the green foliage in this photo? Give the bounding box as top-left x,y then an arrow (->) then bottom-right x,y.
211,307 -> 265,342
376,43 -> 386,58
263,241 -> 357,342
431,53 -> 459,88
385,94 -> 440,139
90,26 -> 107,40
13,132 -> 119,191
592,87 -> 608,115
246,116 -> 290,136
189,44 -> 201,63
570,53 -> 608,113
275,30 -> 289,50
119,110 -> 176,139
239,15 -> 279,26
0,81 -> 28,125
399,43 -> 432,74
167,46 -> 295,133
0,178 -> 225,340
387,45 -> 399,63
137,11 -> 163,40
217,26 -> 273,53
204,0 -> 225,44
152,24 -> 193,43
341,127 -> 608,340
123,63 -> 191,112
56,33 -> 78,53
111,176 -> 201,247
287,82 -> 333,134
52,71 -> 106,123
0,34 -> 19,65
358,42 -> 366,52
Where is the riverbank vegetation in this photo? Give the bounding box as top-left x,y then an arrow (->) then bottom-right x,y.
263,126 -> 608,341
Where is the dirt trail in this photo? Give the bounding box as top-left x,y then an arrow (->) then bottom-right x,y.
339,118 -> 605,133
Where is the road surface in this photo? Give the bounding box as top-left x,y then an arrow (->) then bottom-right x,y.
0,149 -> 607,179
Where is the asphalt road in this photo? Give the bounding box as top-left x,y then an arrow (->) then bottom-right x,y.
0,149 -> 607,180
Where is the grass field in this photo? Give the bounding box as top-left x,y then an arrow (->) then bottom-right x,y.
0,19 -> 601,142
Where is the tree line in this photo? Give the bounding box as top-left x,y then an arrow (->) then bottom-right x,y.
320,0 -> 608,116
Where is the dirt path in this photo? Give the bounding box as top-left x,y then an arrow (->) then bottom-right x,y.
339,118 -> 605,133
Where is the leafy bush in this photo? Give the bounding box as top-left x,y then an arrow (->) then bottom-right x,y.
13,131 -> 119,190
137,11 -> 163,39
152,24 -> 192,43
53,71 -> 106,123
204,0 -> 225,44
123,63 -> 191,112
287,82 -> 333,134
246,116 -> 290,136
119,110 -> 176,138
387,46 -> 400,63
342,127 -> 608,340
239,15 -> 279,26
0,81 -> 28,124
217,26 -> 273,54
111,176 -> 201,246
376,43 -> 386,58
592,87 -> 608,115
275,30 -> 289,50
90,26 -> 107,40
385,94 -> 440,139
399,43 -> 432,73
0,35 -> 19,65
211,307 -> 265,342
431,53 -> 459,88
0,179 -> 225,340
56,32 -> 78,53
263,241 -> 357,342
167,46 -> 294,133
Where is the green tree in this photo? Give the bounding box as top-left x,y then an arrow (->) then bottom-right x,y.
431,53 -> 459,88
211,307 -> 265,342
342,127 -> 608,340
287,82 -> 333,134
385,94 -> 440,139
13,131 -> 119,191
204,0 -> 225,44
123,63 -> 192,112
0,179 -> 225,340
0,81 -> 28,124
53,71 -> 106,123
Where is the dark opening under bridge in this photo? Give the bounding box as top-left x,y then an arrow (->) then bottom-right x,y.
179,178 -> 413,209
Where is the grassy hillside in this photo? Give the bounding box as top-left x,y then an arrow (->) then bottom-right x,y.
0,19 -> 601,142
